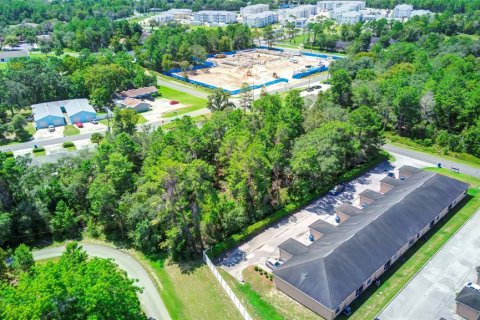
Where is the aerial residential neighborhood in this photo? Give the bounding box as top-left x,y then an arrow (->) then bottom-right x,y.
0,0 -> 479,320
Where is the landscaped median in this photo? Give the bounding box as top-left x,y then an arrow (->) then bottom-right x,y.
209,151 -> 389,258
338,168 -> 480,320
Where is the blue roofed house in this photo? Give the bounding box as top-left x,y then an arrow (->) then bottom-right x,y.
32,101 -> 66,129
64,99 -> 96,123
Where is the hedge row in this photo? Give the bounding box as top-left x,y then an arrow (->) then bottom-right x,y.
63,141 -> 75,148
209,151 -> 389,258
32,147 -> 45,153
4,151 -> 14,158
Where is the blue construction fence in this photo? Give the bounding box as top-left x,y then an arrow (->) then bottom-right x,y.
292,65 -> 328,79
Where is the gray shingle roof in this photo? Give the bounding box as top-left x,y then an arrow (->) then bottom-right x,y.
380,176 -> 404,186
274,171 -> 468,310
336,204 -> 363,216
456,286 -> 480,311
399,165 -> 423,175
309,220 -> 339,234
278,239 -> 309,256
64,99 -> 95,116
0,50 -> 28,59
32,101 -> 66,120
360,189 -> 384,200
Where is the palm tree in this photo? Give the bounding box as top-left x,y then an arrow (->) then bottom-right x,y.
207,89 -> 234,112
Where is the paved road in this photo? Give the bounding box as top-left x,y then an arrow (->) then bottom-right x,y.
34,243 -> 171,320
378,209 -> 480,320
383,144 -> 480,178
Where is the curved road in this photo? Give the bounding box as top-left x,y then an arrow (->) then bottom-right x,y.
33,243 -> 171,320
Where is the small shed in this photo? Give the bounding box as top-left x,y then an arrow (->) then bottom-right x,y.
32,102 -> 66,129
64,99 -> 96,123
120,98 -> 151,113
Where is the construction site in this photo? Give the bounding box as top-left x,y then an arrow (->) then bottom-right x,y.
170,49 -> 333,94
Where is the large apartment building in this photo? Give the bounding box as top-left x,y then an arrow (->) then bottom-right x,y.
240,3 -> 269,15
317,1 -> 365,12
244,11 -> 278,28
273,166 -> 468,320
392,4 -> 413,18
193,10 -> 237,24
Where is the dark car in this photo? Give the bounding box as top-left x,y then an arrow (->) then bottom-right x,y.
306,87 -> 315,92
313,85 -> 322,89
329,184 -> 345,196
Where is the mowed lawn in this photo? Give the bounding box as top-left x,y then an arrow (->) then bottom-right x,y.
145,256 -> 242,320
159,87 -> 208,118
339,168 -> 480,320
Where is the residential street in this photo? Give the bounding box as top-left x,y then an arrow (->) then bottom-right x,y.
383,144 -> 480,178
33,243 -> 171,320
378,208 -> 480,320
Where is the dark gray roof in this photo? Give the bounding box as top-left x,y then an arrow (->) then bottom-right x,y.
274,170 -> 468,310
278,239 -> 309,256
336,204 -> 363,216
0,50 -> 28,59
309,220 -> 339,235
399,165 -> 423,175
456,286 -> 480,311
360,189 -> 384,201
380,176 -> 404,186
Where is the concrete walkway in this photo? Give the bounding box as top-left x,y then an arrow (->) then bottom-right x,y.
379,209 -> 480,320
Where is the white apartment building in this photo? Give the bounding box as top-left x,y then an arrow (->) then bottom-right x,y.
410,9 -> 432,17
240,4 -> 269,15
165,8 -> 192,19
278,4 -> 317,20
141,13 -> 174,26
336,11 -> 362,24
392,4 -> 413,19
193,10 -> 237,24
317,1 -> 365,12
244,11 -> 278,27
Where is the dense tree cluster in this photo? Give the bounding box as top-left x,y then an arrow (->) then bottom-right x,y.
0,91 -> 383,258
0,243 -> 145,320
328,30 -> 480,156
139,24 -> 254,72
0,0 -> 134,26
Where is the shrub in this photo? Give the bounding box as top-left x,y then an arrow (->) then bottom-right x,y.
63,141 -> 75,148
254,266 -> 259,272
4,151 -> 14,158
32,147 -> 45,153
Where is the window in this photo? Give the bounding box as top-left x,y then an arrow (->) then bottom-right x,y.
335,307 -> 340,314
355,284 -> 364,297
384,260 -> 391,271
429,220 -> 434,229
409,239 -> 414,246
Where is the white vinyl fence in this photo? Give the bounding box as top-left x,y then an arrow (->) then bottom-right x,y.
203,250 -> 253,320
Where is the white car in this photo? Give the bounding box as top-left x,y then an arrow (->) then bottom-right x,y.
48,125 -> 55,132
265,257 -> 282,270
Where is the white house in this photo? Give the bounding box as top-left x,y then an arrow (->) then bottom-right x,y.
0,50 -> 28,62
117,98 -> 151,113
392,4 -> 413,19
317,1 -> 365,12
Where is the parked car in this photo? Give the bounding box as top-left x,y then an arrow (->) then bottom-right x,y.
306,87 -> 314,92
25,115 -> 34,122
90,119 -> 98,125
75,122 -> 84,128
387,172 -> 395,178
170,100 -> 179,105
313,85 -> 322,89
48,125 -> 55,132
329,184 -> 345,196
265,257 -> 282,270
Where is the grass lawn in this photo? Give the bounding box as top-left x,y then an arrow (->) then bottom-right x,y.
143,255 -> 243,320
340,168 -> 480,320
137,114 -> 148,124
158,86 -> 208,118
33,150 -> 46,157
63,125 -> 80,136
65,146 -> 77,151
26,122 -> 35,136
220,269 -> 284,320
99,114 -> 147,126
386,133 -> 480,168
162,105 -> 206,118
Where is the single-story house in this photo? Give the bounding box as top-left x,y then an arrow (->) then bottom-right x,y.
456,284 -> 480,320
274,167 -> 469,320
120,86 -> 158,99
64,99 -> 96,123
32,101 -> 66,129
0,50 -> 28,62
118,98 -> 151,113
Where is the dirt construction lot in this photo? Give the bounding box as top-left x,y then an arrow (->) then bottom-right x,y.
174,49 -> 331,91
219,153 -> 431,281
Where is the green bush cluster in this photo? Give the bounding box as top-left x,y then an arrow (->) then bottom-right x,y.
210,152 -> 388,258
63,141 -> 75,148
32,147 -> 45,153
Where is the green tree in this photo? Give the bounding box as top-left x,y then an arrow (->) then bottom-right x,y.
10,114 -> 31,141
330,68 -> 352,107
0,212 -> 12,245
50,200 -> 77,238
207,89 -> 234,112
12,244 -> 34,273
113,108 -> 139,135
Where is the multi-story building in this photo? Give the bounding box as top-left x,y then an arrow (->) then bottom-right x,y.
240,4 -> 269,16
317,1 -> 365,12
193,11 -> 237,24
278,4 -> 317,20
392,4 -> 413,19
244,11 -> 278,28
273,166 -> 469,320
148,13 -> 175,25
410,9 -> 432,17
165,8 -> 192,19
336,11 -> 363,24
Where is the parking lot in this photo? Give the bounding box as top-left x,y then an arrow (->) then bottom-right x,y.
141,98 -> 187,122
219,153 -> 431,280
